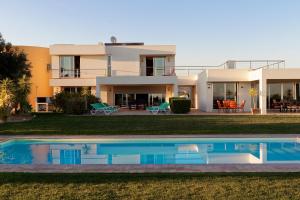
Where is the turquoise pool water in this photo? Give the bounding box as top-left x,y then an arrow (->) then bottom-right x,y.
0,138 -> 300,165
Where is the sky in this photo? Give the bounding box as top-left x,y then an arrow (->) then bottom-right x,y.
1,0 -> 300,66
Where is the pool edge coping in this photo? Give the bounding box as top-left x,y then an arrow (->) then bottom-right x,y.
1,164 -> 300,173
1,134 -> 300,140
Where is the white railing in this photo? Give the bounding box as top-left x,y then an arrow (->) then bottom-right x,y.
175,60 -> 286,76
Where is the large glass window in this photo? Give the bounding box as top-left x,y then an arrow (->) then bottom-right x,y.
226,83 -> 236,100
213,83 -> 237,109
60,56 -> 74,77
153,57 -> 165,76
268,83 -> 281,109
213,83 -> 225,109
149,93 -> 165,106
297,83 -> 300,101
115,93 -> 165,107
283,83 -> 294,101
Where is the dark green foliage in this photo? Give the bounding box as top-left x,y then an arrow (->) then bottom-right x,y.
169,97 -> 191,113
52,91 -> 99,114
0,33 -> 31,81
0,33 -> 31,114
65,96 -> 85,115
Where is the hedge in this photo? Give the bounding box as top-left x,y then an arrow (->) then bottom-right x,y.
169,97 -> 191,114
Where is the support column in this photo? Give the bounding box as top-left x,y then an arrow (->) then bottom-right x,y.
96,84 -> 101,100
173,84 -> 178,97
259,72 -> 267,114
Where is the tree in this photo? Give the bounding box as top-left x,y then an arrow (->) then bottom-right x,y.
15,76 -> 32,113
0,33 -> 32,113
0,33 -> 31,80
0,78 -> 15,121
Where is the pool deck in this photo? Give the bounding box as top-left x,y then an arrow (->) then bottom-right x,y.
1,134 -> 300,173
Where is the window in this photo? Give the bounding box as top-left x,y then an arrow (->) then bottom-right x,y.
60,150 -> 81,164
226,83 -> 236,100
60,56 -> 74,77
145,57 -> 165,76
283,83 -> 294,101
63,87 -> 84,93
296,83 -> 300,101
213,83 -> 237,109
60,56 -> 80,78
149,93 -> 165,106
267,82 -> 296,109
153,57 -> 165,76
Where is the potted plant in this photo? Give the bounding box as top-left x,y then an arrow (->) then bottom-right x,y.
248,88 -> 258,114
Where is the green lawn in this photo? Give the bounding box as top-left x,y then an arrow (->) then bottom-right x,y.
1,114 -> 300,199
0,173 -> 299,200
1,113 -> 300,135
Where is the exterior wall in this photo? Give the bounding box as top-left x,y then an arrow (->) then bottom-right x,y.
198,72 -> 210,112
106,45 -> 176,76
237,82 -> 252,112
17,46 -> 52,111
80,55 -> 107,77
50,55 -> 106,80
206,69 -> 251,82
50,44 -> 106,55
198,70 -> 253,112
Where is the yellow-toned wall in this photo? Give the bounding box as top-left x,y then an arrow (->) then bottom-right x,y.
17,46 -> 52,111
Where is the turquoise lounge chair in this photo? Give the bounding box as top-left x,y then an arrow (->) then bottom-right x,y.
146,102 -> 170,114
90,103 -> 119,115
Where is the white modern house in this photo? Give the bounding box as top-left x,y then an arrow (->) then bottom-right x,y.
48,40 -> 300,114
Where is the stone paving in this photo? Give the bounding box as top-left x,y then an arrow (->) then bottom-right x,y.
1,164 -> 300,173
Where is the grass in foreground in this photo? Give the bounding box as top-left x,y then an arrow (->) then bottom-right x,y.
0,173 -> 299,200
1,113 -> 300,135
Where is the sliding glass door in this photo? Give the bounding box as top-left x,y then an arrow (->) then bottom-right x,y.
153,57 -> 165,76
213,83 -> 237,109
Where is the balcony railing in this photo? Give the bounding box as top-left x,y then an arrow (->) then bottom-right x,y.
51,69 -> 107,78
175,60 -> 285,76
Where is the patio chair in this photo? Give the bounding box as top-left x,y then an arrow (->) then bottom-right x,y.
229,100 -> 238,112
216,100 -> 226,112
146,102 -> 170,114
90,103 -> 119,115
237,100 -> 246,112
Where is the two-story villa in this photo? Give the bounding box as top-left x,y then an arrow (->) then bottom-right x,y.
49,42 -> 197,109
19,40 -> 300,115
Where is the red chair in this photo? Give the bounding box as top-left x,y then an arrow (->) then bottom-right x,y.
237,100 -> 246,112
217,100 -> 226,112
229,100 -> 238,112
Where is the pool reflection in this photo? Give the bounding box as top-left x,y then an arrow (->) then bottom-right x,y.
1,141 -> 300,165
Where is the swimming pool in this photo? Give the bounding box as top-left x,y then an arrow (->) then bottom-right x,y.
0,138 -> 300,165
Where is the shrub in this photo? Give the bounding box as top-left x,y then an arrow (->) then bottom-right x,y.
65,97 -> 86,115
169,97 -> 191,114
52,91 -> 99,114
0,79 -> 15,121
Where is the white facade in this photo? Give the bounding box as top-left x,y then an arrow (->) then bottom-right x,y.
198,67 -> 300,114
49,42 -> 300,114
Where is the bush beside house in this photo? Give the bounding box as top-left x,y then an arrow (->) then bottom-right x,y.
169,97 -> 191,114
52,92 -> 99,115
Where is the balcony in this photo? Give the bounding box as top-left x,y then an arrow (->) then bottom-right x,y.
140,66 -> 176,76
175,60 -> 285,76
51,69 -> 107,79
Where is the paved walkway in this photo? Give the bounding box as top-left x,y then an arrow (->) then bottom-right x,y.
1,164 -> 300,173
